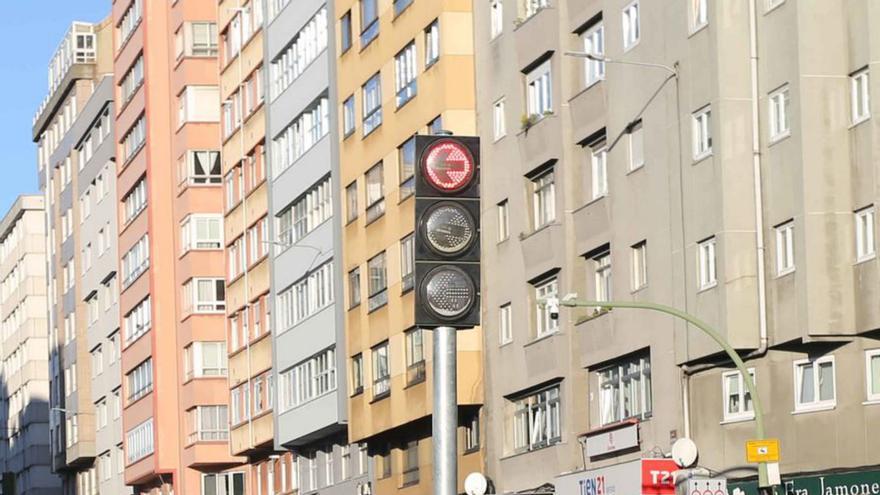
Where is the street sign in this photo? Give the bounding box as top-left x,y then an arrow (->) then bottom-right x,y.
642,459 -> 678,495
746,439 -> 780,463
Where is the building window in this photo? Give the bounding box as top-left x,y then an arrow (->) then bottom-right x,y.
346,181 -> 359,223
180,150 -> 221,185
851,68 -> 870,124
398,137 -> 416,199
118,0 -> 143,47
866,350 -> 880,402
276,262 -> 334,329
856,206 -> 875,262
368,251 -> 388,310
401,440 -> 419,486
279,348 -> 337,411
769,85 -> 791,140
351,353 -> 364,395
272,96 -> 330,176
361,0 -> 379,47
722,369 -> 755,421
534,276 -> 558,338
119,55 -> 145,104
692,106 -> 712,159
395,42 -> 418,107
428,115 -> 444,135
464,411 -> 480,453
425,20 -> 440,66
276,175 -> 333,248
343,95 -> 356,137
691,0 -> 708,30
631,241 -> 647,291
122,235 -> 150,287
181,214 -> 223,252
597,352 -> 652,425
126,358 -> 153,403
775,221 -> 795,276
497,199 -> 509,241
125,418 -> 153,464
499,303 -> 512,345
365,162 -> 385,223
794,356 -> 836,411
188,405 -> 228,443
490,0 -> 503,38
594,249 -> 612,301
202,472 -> 245,495
348,267 -> 361,309
622,0 -> 640,49
591,141 -> 608,199
178,22 -> 218,58
531,168 -> 556,229
340,11 -> 352,53
372,341 -> 390,399
363,73 -> 383,135
400,234 -> 415,292
698,237 -> 717,290
269,8 -> 328,99
511,385 -> 561,453
184,342 -> 228,380
523,0 -> 548,18
183,278 -> 226,314
124,297 -> 151,343
123,177 -> 147,224
582,22 -> 605,86
526,60 -> 552,117
377,444 -> 392,479
121,115 -> 146,163
178,86 -> 220,126
405,328 -> 426,385
628,121 -> 644,170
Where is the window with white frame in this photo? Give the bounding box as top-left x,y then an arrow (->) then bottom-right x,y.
179,150 -> 221,185
181,215 -> 223,252
698,237 -> 717,289
372,342 -> 390,398
202,472 -> 245,495
597,352 -> 652,425
277,175 -> 333,248
278,348 -> 337,411
176,22 -> 218,58
123,177 -> 147,224
582,22 -> 605,86
272,96 -> 330,176
532,168 -> 556,229
866,349 -> 880,402
178,86 -> 220,126
691,0 -> 708,30
497,199 -> 510,241
499,303 -> 512,345
631,241 -> 647,291
523,0 -> 548,18
775,221 -> 794,275
126,358 -> 153,403
769,85 -> 790,140
851,68 -> 870,124
510,384 -> 561,453
125,418 -> 153,464
425,20 -> 440,66
490,0 -> 504,38
493,98 -> 506,140
270,7 -> 327,99
124,297 -> 151,343
526,60 -> 552,117
628,121 -> 644,170
122,235 -> 149,287
794,356 -> 836,411
594,250 -> 612,301
121,115 -> 146,163
183,278 -> 226,313
722,369 -> 755,421
362,73 -> 382,135
622,1 -> 640,49
188,405 -> 228,443
534,276 -> 558,338
590,141 -> 608,199
276,262 -> 334,329
856,206 -> 875,261
367,251 -> 387,310
692,106 -> 712,159
184,342 -> 228,380
118,0 -> 143,48
343,95 -> 356,137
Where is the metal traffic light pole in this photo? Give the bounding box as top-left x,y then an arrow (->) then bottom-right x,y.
433,325 -> 458,495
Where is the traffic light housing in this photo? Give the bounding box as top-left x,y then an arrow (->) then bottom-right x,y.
414,135 -> 481,329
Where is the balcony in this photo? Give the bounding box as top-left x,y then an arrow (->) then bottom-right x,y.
34,22 -> 97,126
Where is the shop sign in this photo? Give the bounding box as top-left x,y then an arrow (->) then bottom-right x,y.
729,469 -> 880,495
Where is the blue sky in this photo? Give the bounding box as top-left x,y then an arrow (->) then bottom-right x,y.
0,0 -> 109,214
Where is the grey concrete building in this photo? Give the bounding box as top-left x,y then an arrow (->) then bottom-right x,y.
265,0 -> 371,492
0,195 -> 60,494
474,0 -> 880,493
32,19 -> 115,495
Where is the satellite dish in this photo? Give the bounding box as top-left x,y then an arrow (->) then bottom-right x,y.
464,472 -> 488,495
671,438 -> 699,468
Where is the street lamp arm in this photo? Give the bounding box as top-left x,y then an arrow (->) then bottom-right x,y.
558,298 -> 769,487
563,51 -> 678,78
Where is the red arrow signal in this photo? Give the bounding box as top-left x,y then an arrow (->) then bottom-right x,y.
422,140 -> 475,192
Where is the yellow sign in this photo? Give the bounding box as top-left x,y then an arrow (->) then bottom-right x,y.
746,439 -> 780,463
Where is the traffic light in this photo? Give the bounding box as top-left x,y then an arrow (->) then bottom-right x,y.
414,135 -> 481,328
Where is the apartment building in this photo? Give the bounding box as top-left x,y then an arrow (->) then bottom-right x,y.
333,0 -> 483,493
264,0 -> 373,493
112,0 -> 240,493
474,0 -> 880,493
0,196 -> 59,495
32,19 -> 114,495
